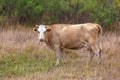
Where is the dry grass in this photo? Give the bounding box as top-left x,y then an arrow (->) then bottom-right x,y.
0,26 -> 120,80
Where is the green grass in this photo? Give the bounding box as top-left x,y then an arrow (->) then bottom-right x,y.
0,49 -> 55,77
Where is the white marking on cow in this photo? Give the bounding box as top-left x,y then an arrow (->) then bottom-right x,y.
62,27 -> 67,31
38,25 -> 47,40
72,24 -> 85,27
72,24 -> 95,31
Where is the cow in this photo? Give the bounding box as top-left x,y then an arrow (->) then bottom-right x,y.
33,23 -> 102,66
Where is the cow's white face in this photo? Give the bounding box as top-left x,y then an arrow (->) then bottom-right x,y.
33,25 -> 51,42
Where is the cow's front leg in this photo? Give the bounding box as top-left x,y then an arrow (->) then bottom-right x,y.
54,46 -> 63,66
55,51 -> 61,66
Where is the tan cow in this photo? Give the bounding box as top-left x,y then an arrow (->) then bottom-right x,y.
33,23 -> 102,66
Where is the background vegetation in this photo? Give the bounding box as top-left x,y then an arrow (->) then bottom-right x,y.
0,0 -> 120,29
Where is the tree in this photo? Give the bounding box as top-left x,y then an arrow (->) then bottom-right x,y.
0,0 -> 119,29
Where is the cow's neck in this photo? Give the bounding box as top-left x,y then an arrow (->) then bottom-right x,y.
44,34 -> 52,49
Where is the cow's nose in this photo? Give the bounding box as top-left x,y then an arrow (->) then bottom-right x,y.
39,39 -> 44,42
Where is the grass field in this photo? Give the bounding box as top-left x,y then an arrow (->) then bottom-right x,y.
0,26 -> 120,80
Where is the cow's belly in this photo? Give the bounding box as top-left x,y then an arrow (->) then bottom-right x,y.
62,41 -> 85,50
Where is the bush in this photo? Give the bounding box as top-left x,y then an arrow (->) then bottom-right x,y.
0,0 -> 120,29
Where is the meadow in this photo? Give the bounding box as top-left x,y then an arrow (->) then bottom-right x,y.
0,26 -> 120,80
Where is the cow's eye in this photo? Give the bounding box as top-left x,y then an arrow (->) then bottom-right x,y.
44,31 -> 47,33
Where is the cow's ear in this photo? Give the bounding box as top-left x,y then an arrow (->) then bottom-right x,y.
33,27 -> 38,32
33,25 -> 39,32
46,27 -> 51,32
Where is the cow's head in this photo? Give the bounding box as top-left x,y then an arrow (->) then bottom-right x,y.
33,25 -> 51,42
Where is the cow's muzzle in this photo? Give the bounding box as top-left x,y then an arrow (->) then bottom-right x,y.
39,39 -> 44,42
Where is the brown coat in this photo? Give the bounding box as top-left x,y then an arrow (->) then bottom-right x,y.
45,23 -> 102,50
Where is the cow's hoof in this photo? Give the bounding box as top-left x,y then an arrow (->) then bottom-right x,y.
55,63 -> 59,66
55,64 -> 59,67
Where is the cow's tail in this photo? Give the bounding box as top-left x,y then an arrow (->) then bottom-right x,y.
96,24 -> 102,53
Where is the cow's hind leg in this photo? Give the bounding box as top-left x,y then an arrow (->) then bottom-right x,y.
89,48 -> 95,63
91,45 -> 101,64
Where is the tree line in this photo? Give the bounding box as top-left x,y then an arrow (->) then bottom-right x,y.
0,0 -> 120,29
